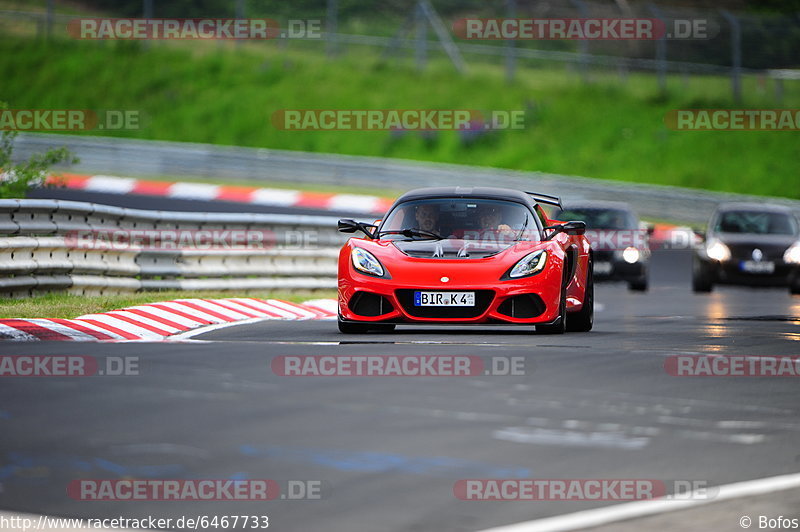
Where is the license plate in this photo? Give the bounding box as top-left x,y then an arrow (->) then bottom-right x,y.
414,291 -> 475,307
740,261 -> 775,274
594,262 -> 613,275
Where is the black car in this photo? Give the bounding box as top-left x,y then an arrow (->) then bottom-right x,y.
693,203 -> 800,294
552,201 -> 651,291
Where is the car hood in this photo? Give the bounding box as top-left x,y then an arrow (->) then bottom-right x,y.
391,239 -> 516,259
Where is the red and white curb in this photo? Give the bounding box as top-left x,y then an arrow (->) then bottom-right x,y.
0,298 -> 338,342
47,173 -> 394,215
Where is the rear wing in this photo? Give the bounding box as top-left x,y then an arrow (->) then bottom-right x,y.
525,191 -> 563,210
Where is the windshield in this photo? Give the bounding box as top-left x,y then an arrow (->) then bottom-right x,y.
714,211 -> 799,235
380,198 -> 540,242
554,208 -> 637,230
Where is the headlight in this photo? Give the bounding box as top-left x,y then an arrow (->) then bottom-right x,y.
622,247 -> 640,264
508,250 -> 548,279
351,247 -> 385,277
784,242 -> 800,264
706,239 -> 731,262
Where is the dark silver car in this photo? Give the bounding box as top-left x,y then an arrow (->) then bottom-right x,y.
552,201 -> 651,292
693,203 -> 800,294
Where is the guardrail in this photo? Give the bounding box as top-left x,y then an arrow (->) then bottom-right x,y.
14,134 -> 800,224
0,199 -> 345,297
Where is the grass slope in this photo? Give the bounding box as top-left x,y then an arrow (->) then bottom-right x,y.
1,37 -> 797,198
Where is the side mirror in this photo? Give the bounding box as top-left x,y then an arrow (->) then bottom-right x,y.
562,220 -> 586,236
338,219 -> 377,238
543,220 -> 586,239
338,219 -> 359,233
373,219 -> 382,227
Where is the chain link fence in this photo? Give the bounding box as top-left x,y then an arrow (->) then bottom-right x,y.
4,1 -> 799,102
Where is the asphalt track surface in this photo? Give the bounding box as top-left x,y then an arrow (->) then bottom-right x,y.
1,247 -> 799,531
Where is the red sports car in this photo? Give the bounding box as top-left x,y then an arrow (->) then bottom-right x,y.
336,187 -> 593,334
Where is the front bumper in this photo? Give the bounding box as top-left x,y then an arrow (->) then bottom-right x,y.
696,256 -> 800,287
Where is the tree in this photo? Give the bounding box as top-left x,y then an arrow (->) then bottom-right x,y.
0,107 -> 78,199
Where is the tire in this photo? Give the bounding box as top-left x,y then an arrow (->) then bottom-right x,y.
692,259 -> 713,293
567,259 -> 593,332
337,316 -> 371,334
537,267 -> 568,335
790,281 -> 800,295
628,278 -> 648,292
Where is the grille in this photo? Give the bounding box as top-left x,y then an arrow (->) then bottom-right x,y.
348,292 -> 394,317
497,294 -> 546,318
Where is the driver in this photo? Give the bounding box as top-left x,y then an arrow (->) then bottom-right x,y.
478,205 -> 515,240
414,204 -> 440,233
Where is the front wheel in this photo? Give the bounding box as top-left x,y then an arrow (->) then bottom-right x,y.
537,268 -> 568,335
567,260 -> 593,332
692,259 -> 713,293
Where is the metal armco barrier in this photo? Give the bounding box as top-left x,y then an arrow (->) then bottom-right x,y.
0,199 -> 344,297
13,134 -> 800,224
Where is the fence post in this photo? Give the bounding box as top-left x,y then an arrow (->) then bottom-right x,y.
505,0 -> 517,83
570,0 -> 589,82
415,3 -> 428,71
236,0 -> 244,47
326,0 -> 338,57
142,0 -> 153,49
720,9 -> 742,104
46,0 -> 54,39
648,3 -> 667,95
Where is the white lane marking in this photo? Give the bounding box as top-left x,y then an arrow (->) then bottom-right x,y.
493,427 -> 650,450
22,319 -> 98,341
127,305 -> 203,328
328,194 -> 380,213
250,188 -> 301,206
474,471 -> 800,532
175,299 -> 250,320
73,314 -> 164,340
0,323 -> 38,341
167,182 -> 220,200
213,299 -> 271,317
84,175 -> 136,194
153,301 -> 228,324
302,298 -> 338,315
265,299 -> 316,319
69,319 -> 130,340
168,317 -> 272,340
105,311 -> 182,334
227,298 -> 290,317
